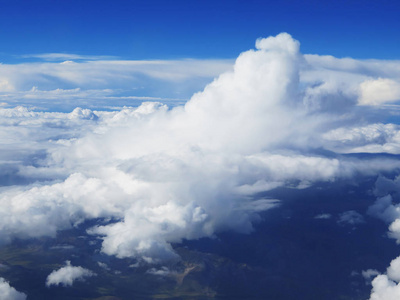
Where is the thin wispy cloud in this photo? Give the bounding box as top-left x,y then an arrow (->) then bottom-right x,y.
0,58 -> 234,110
19,53 -> 119,61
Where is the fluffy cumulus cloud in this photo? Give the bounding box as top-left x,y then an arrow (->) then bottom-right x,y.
1,33 -> 400,278
0,278 -> 26,300
301,55 -> 400,112
322,123 -> 400,154
365,174 -> 400,299
359,78 -> 400,106
369,257 -> 400,300
46,261 -> 95,287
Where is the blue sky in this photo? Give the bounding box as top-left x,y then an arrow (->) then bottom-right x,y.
1,0 -> 399,63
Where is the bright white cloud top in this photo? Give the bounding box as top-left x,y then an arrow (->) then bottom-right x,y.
1,33 -> 400,298
46,261 -> 95,287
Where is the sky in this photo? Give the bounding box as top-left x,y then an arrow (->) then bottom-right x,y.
0,0 -> 399,63
1,1 -> 400,299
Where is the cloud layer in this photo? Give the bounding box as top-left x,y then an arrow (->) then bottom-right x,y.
0,58 -> 233,111
1,34 -> 400,298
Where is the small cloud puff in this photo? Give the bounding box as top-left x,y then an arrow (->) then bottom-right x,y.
46,261 -> 95,287
363,269 -> 381,283
0,278 -> 26,300
337,211 -> 365,226
97,262 -> 110,270
314,213 -> 332,220
146,266 -> 174,276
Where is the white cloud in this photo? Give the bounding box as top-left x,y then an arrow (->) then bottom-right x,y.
97,262 -> 110,270
369,257 -> 400,300
0,58 -> 233,110
2,40 -> 400,116
370,274 -> 400,300
301,55 -> 400,112
359,78 -> 400,106
337,210 -> 365,226
363,269 -> 381,282
1,32 -> 400,267
256,32 -> 300,55
0,278 -> 26,300
387,257 -> 400,282
46,261 -> 95,287
314,214 -> 332,220
146,266 -> 174,276
20,53 -> 118,61
0,79 -> 14,92
322,123 -> 400,154
368,194 -> 399,224
367,175 -> 400,298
